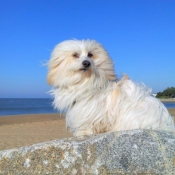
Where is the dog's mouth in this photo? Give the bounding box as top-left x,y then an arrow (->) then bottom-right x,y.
79,68 -> 88,71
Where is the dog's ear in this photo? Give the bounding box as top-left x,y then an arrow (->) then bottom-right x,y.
47,69 -> 53,85
105,69 -> 116,81
107,74 -> 116,81
47,66 -> 57,85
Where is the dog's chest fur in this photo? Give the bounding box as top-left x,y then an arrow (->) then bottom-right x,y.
52,83 -> 117,133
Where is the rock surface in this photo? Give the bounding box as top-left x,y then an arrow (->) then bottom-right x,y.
0,130 -> 175,174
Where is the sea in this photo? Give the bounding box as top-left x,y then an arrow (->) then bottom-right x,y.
0,98 -> 175,117
0,98 -> 57,116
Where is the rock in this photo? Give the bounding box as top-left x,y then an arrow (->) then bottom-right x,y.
0,130 -> 175,174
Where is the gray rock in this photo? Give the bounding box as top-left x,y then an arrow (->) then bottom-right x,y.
0,130 -> 175,175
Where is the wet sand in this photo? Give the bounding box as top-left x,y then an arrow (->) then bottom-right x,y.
0,109 -> 175,151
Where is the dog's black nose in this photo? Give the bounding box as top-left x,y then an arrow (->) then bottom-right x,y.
82,60 -> 91,68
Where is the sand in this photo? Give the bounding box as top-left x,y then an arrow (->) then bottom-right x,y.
160,98 -> 175,102
0,109 -> 175,151
0,114 -> 72,151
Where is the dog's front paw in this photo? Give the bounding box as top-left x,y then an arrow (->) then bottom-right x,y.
74,129 -> 93,137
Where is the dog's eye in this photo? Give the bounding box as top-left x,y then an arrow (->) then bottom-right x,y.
72,53 -> 79,58
87,52 -> 93,57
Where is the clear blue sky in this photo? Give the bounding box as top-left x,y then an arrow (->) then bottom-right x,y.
0,0 -> 175,98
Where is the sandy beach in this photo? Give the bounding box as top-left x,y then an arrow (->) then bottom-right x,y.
159,98 -> 175,102
0,114 -> 72,151
0,109 -> 175,151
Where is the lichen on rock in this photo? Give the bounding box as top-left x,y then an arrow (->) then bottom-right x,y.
0,130 -> 175,174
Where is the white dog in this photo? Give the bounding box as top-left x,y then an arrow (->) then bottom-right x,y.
47,39 -> 174,136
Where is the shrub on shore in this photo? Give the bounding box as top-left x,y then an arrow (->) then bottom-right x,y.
156,87 -> 175,98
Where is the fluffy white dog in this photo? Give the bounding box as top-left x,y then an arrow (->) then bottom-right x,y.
47,39 -> 174,136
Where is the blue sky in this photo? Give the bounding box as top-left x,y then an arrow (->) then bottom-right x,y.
0,0 -> 175,98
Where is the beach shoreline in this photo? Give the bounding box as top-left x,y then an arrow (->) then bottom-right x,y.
159,98 -> 175,102
0,109 -> 174,151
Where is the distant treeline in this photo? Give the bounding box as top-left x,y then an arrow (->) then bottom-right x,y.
156,87 -> 175,98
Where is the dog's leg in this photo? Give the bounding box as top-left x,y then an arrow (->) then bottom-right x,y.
75,128 -> 94,136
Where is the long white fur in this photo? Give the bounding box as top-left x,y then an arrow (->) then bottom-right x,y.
47,39 -> 175,136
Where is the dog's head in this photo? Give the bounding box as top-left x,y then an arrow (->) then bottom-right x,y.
47,40 -> 116,88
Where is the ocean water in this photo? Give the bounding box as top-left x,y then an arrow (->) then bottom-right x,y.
163,102 -> 175,109
0,98 -> 175,116
0,98 -> 57,116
